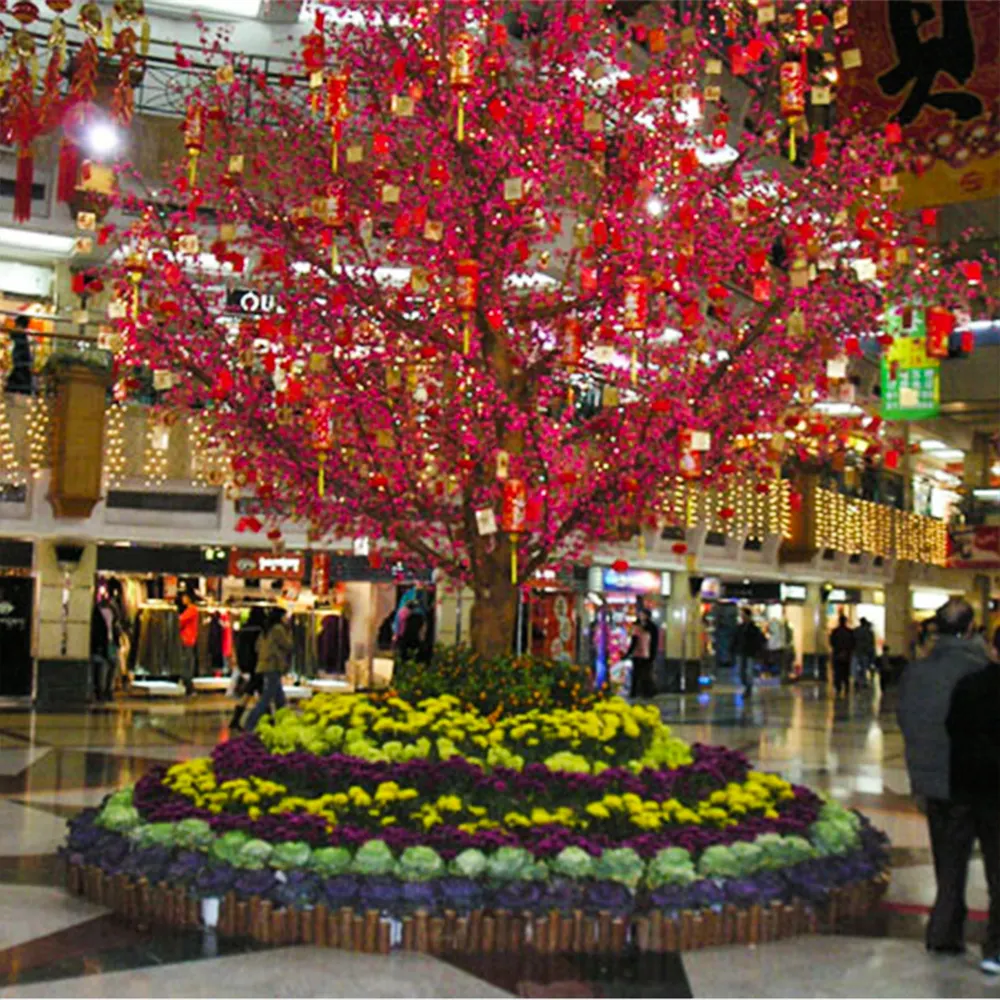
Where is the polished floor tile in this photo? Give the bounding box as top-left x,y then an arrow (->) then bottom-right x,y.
0,946 -> 512,998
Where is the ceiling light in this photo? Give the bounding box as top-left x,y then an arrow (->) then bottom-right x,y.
972,488 -> 1000,501
0,227 -> 76,256
646,196 -> 664,217
146,0 -> 261,18
918,439 -> 949,451
930,448 -> 965,461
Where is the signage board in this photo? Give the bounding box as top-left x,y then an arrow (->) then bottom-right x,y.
225,287 -> 278,315
948,525 -> 1000,569
880,307 -> 939,420
601,568 -> 670,596
779,583 -> 808,602
228,549 -> 305,580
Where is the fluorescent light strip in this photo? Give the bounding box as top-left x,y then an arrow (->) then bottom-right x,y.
0,227 -> 76,256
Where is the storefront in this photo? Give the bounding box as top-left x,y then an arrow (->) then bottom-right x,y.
584,566 -> 671,688
821,585 -> 885,650
0,538 -> 34,699
93,543 -> 432,696
699,579 -> 808,677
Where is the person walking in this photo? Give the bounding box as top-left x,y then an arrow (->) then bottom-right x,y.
625,606 -> 659,700
178,592 -> 199,678
854,617 -> 877,689
897,599 -> 995,963
228,605 -> 268,731
245,608 -> 292,731
829,614 -> 855,697
734,607 -> 765,697
946,645 -> 1000,973
766,616 -> 786,677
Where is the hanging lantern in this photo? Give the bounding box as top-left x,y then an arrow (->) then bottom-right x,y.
455,259 -> 478,354
183,101 -> 205,186
926,306 -> 955,359
780,59 -> 806,161
448,32 -> 475,142
311,400 -> 334,496
563,316 -> 582,366
501,477 -> 527,585
622,275 -> 648,386
326,179 -> 348,269
325,71 -> 349,173
124,251 -> 146,318
679,429 -> 709,480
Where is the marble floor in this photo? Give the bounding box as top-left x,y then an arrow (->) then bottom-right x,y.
0,680 -> 996,998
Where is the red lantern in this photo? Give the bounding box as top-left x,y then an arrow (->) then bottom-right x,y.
456,259 -> 478,353
327,180 -> 348,229
671,542 -> 687,556
779,61 -> 806,118
884,449 -> 900,471
326,71 -> 349,172
926,306 -> 955,359
448,32 -> 475,141
502,477 -> 527,585
501,478 -> 527,534
960,329 -> 975,354
611,559 -> 629,573
563,316 -> 582,366
622,275 -> 649,331
579,266 -> 598,298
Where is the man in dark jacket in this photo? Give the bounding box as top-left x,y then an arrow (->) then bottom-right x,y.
897,599 -> 994,964
734,607 -> 765,697
945,650 -> 1000,973
829,614 -> 856,696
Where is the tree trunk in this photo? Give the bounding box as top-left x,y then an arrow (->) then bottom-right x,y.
468,556 -> 520,659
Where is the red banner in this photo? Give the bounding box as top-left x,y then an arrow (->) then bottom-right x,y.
311,551 -> 331,596
838,0 -> 999,207
228,549 -> 306,580
948,525 -> 1000,569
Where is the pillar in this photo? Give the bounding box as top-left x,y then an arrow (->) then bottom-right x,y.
800,582 -> 824,680
35,539 -> 97,705
883,563 -> 912,662
434,581 -> 474,648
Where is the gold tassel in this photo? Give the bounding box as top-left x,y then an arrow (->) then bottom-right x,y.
103,14 -> 113,51
188,150 -> 199,186
318,456 -> 325,496
331,136 -> 339,174
463,316 -> 471,355
788,125 -> 796,163
331,241 -> 338,271
456,95 -> 466,143
510,537 -> 518,585
638,533 -> 646,558
140,19 -> 150,56
631,345 -> 638,386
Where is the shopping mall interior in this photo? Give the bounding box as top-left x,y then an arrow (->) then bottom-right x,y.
0,0 -> 997,997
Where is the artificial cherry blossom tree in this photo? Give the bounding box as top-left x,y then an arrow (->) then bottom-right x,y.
110,0 -> 994,656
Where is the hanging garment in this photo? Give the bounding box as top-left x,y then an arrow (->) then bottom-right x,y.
318,613 -> 351,674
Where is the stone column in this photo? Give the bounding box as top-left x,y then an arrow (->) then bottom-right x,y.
883,563 -> 913,662
800,582 -> 824,680
35,539 -> 97,705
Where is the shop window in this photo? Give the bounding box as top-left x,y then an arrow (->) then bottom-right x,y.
822,548 -> 837,560
743,538 -> 763,551
0,483 -> 27,504
706,531 -> 726,546
848,553 -> 862,564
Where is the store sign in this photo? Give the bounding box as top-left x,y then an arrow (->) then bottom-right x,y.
225,287 -> 278,315
698,577 -> 721,600
228,549 -> 305,580
721,581 -> 781,602
779,583 -> 808,602
948,525 -> 1000,569
880,307 -> 939,420
823,586 -> 863,604
601,568 -> 669,596
838,1 -> 999,209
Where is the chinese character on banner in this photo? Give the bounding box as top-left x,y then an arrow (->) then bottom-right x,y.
312,551 -> 331,597
838,1 -> 999,208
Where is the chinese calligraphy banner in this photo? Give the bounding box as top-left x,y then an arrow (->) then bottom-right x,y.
840,0 -> 999,208
881,307 -> 940,419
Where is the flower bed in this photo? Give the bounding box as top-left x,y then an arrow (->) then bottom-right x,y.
62,693 -> 890,953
